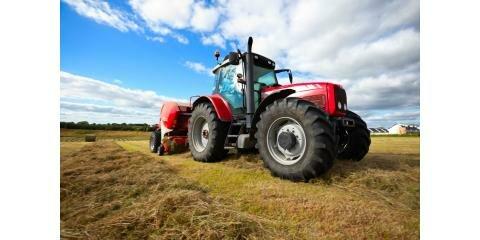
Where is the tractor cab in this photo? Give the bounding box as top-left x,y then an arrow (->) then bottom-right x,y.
211,51 -> 281,114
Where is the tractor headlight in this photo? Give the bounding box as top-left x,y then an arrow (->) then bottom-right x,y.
343,103 -> 347,110
338,102 -> 342,109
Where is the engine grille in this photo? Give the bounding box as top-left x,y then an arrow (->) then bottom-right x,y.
334,86 -> 347,112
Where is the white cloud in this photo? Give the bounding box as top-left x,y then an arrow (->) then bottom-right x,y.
345,72 -> 420,110
63,0 -> 420,127
62,0 -> 141,32
146,36 -> 165,43
61,101 -> 146,116
60,71 -> 187,123
209,0 -> 420,80
113,79 -> 123,85
129,0 -> 194,29
172,33 -> 189,44
360,109 -> 420,128
185,61 -> 213,76
290,28 -> 420,79
201,33 -> 226,48
190,3 -> 220,32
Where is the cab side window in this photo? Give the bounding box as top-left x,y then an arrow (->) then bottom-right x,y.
216,65 -> 244,110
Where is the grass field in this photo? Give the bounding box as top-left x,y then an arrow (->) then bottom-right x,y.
61,132 -> 419,239
60,128 -> 150,142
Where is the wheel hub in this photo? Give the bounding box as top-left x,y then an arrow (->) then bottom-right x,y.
278,132 -> 297,150
192,117 -> 209,152
266,117 -> 307,166
202,129 -> 209,139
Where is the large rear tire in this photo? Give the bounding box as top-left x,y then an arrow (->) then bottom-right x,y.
188,103 -> 229,162
256,98 -> 336,181
337,110 -> 371,161
149,130 -> 161,153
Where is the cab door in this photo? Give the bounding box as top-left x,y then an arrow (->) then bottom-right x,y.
214,64 -> 245,114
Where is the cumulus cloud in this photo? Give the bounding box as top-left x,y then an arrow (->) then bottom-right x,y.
61,101 -> 147,116
190,3 -> 220,32
63,0 -> 420,127
129,0 -> 194,29
62,0 -> 141,32
61,71 -> 185,109
60,71 -> 186,123
146,36 -> 165,43
291,28 -> 420,79
201,33 -> 226,48
359,109 -> 420,128
209,0 -> 419,80
346,72 -> 420,110
184,61 -> 213,76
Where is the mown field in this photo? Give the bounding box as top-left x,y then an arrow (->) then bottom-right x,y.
60,132 -> 419,239
60,128 -> 150,142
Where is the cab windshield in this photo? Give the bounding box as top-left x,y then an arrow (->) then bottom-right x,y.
254,66 -> 277,86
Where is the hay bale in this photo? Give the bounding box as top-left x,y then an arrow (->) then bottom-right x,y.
85,135 -> 96,142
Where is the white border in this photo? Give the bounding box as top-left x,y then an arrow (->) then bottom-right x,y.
1,0 -> 480,239
422,0 -> 480,239
0,0 -> 59,239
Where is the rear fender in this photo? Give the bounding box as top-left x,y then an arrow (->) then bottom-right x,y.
192,94 -> 233,122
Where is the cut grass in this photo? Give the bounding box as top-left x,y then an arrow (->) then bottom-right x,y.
60,142 -> 92,157
60,129 -> 150,142
116,137 -> 420,239
61,142 -> 278,239
61,137 -> 419,239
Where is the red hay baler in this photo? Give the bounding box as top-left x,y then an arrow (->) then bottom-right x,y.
150,37 -> 370,182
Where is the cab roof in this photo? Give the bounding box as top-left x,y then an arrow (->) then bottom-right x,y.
212,52 -> 275,74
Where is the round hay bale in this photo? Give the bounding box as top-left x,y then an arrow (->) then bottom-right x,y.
85,135 -> 97,142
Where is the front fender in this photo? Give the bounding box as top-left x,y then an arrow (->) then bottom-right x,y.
252,89 -> 295,128
192,94 -> 232,122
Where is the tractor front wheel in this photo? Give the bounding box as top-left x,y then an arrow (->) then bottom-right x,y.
337,110 -> 371,161
256,98 -> 336,181
188,103 -> 229,162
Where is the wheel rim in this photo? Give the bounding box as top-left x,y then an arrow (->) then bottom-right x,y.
150,135 -> 155,151
192,116 -> 209,152
266,117 -> 306,165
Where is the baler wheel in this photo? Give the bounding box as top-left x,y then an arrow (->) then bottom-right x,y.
149,130 -> 161,153
256,98 -> 336,182
188,103 -> 229,162
337,110 -> 371,161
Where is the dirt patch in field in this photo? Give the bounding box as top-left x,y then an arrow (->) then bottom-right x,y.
61,142 -> 276,239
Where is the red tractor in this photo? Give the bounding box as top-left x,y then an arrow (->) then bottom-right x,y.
150,37 -> 370,181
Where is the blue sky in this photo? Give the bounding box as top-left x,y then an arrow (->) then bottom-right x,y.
61,3 -> 216,99
60,0 -> 420,128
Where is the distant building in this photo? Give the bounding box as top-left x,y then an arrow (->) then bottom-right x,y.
368,127 -> 389,135
388,124 -> 420,135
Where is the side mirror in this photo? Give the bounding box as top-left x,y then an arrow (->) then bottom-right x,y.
237,73 -> 246,84
274,69 -> 293,83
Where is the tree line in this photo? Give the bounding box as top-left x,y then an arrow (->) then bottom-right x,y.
60,121 -> 155,131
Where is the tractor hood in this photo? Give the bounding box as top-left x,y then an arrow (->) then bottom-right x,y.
262,82 -> 343,95
261,82 -> 347,117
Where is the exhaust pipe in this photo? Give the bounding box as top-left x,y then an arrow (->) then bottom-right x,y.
245,37 -> 254,129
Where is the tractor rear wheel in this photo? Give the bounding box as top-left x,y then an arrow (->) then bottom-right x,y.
256,98 -> 336,181
149,130 -> 161,153
188,102 -> 229,162
337,110 -> 371,161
